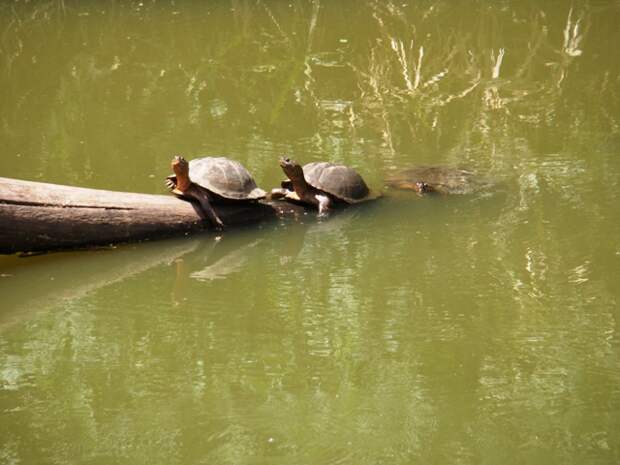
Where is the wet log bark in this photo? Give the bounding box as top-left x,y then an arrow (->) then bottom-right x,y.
0,177 -> 305,254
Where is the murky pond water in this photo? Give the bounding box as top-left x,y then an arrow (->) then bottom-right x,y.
1,1 -> 619,464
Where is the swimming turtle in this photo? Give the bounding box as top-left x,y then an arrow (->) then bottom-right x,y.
271,157 -> 378,215
166,156 -> 266,229
385,166 -> 489,195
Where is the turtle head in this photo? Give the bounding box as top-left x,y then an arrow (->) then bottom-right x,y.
415,181 -> 433,194
171,155 -> 191,191
279,157 -> 305,183
171,155 -> 189,175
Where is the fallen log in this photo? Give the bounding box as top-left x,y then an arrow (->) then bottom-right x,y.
0,176 -> 306,254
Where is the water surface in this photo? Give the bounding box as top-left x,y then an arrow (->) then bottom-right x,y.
1,1 -> 619,464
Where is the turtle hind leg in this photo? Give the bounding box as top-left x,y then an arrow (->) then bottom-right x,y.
188,185 -> 225,230
269,188 -> 304,204
268,187 -> 289,201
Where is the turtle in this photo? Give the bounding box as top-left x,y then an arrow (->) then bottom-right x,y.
385,166 -> 489,195
166,155 -> 266,229
270,157 -> 378,216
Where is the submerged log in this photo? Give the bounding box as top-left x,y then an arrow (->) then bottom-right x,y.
0,177 -> 306,254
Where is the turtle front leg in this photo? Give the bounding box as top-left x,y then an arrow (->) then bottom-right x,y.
315,194 -> 332,216
188,185 -> 225,230
165,175 -> 177,191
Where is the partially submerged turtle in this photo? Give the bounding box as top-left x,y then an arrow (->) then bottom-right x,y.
385,166 -> 489,195
271,157 -> 378,215
166,156 -> 266,229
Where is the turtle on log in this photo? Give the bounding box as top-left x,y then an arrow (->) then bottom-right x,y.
270,157 -> 379,216
166,156 -> 266,229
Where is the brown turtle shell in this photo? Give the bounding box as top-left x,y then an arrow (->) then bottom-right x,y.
189,157 -> 266,200
300,162 -> 375,203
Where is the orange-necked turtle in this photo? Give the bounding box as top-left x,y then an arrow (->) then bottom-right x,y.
271,157 -> 379,216
166,156 -> 266,229
385,166 -> 489,195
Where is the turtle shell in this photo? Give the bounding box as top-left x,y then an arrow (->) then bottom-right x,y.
189,157 -> 266,200
303,162 -> 374,203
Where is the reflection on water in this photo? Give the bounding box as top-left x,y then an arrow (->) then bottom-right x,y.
1,0 -> 620,464
188,238 -> 263,283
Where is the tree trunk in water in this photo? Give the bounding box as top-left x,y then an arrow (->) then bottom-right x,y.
0,177 -> 305,254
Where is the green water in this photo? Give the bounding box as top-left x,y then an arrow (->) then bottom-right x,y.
1,1 -> 619,464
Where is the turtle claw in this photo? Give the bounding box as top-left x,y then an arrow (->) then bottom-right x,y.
213,215 -> 225,229
165,174 -> 177,190
165,174 -> 178,191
